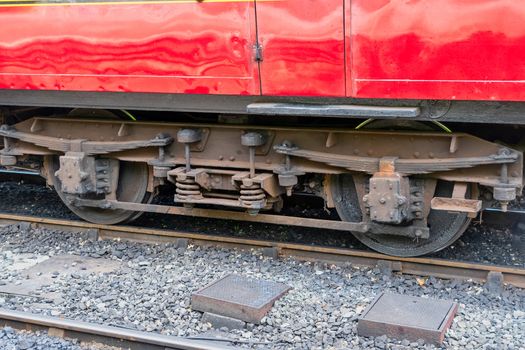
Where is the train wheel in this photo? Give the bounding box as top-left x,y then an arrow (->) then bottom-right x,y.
332,119 -> 469,256
46,157 -> 151,225
331,175 -> 471,257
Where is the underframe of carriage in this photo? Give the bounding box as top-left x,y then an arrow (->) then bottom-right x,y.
0,116 -> 523,256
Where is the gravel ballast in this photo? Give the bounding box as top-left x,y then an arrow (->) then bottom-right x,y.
0,224 -> 524,349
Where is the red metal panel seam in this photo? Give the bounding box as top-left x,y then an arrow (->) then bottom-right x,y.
346,0 -> 354,97
343,0 -> 347,97
253,0 -> 263,96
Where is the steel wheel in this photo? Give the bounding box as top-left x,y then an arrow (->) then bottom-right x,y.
331,174 -> 470,257
47,156 -> 151,225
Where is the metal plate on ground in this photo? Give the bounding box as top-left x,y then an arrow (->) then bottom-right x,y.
191,274 -> 291,324
357,293 -> 458,345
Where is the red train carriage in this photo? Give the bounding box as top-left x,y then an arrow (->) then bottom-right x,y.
0,0 -> 524,256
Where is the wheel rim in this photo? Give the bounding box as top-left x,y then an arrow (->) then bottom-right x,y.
331,174 -> 470,257
48,157 -> 151,225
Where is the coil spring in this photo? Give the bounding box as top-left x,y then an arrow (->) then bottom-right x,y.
175,178 -> 201,200
239,183 -> 266,206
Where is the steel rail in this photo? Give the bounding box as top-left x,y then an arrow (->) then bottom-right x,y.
0,308 -> 233,350
0,213 -> 524,288
0,169 -> 40,176
0,167 -> 41,176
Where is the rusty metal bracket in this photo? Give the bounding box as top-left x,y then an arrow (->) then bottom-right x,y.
431,182 -> 482,214
430,197 -> 482,214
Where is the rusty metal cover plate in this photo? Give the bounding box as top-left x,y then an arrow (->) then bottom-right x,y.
358,293 -> 458,345
191,274 -> 291,324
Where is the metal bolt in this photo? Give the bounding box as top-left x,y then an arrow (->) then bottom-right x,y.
415,230 -> 423,237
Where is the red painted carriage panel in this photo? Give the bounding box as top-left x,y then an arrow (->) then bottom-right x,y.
0,0 -> 524,102
0,1 -> 260,95
347,0 -> 525,101
255,0 -> 345,97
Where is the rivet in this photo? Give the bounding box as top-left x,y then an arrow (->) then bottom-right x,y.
218,155 -> 224,161
414,152 -> 420,158
229,156 -> 235,161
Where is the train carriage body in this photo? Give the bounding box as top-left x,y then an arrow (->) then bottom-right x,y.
0,0 -> 524,101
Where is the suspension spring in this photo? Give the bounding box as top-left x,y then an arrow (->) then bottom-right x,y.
239,183 -> 266,207
175,177 -> 201,200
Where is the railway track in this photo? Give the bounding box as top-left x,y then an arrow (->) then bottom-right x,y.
0,308 -> 232,350
0,213 -> 523,289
